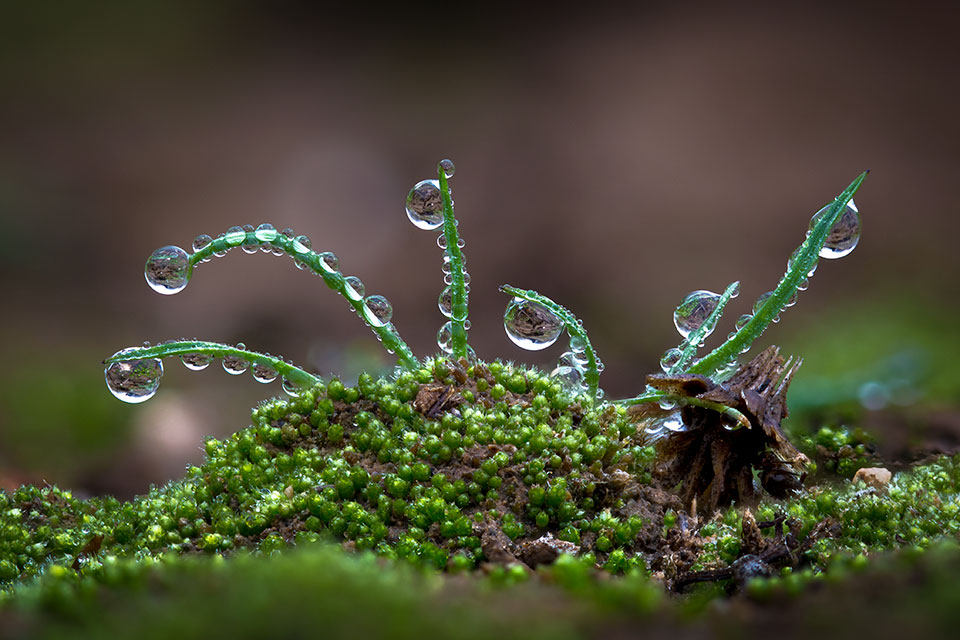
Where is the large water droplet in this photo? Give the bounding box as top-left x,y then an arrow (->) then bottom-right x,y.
660,348 -> 682,373
181,353 -> 212,371
224,226 -> 246,246
438,286 -> 454,318
753,291 -> 773,314
252,361 -> 279,384
105,351 -> 163,403
241,225 -> 257,254
438,159 -> 455,179
503,298 -> 563,351
735,314 -> 752,331
810,199 -> 861,259
318,252 -> 339,273
343,276 -> 365,301
673,290 -> 721,339
222,344 -> 249,375
362,295 -> 393,326
255,223 -> 278,243
437,321 -> 453,354
145,246 -> 190,295
405,179 -> 444,230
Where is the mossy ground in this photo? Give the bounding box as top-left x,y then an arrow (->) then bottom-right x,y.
3,358 -> 960,637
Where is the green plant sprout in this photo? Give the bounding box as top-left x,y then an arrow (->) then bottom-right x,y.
103,161 -> 866,436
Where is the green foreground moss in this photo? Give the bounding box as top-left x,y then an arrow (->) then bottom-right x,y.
3,359 -> 960,636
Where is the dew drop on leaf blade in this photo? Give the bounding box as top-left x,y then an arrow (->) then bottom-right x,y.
252,362 -> 279,383
145,246 -> 190,295
673,290 -> 721,339
105,351 -> 163,403
437,321 -> 453,354
343,276 -> 365,301
255,223 -> 278,243
810,199 -> 861,259
181,353 -> 212,371
405,180 -> 444,230
224,226 -> 246,246
503,298 -> 563,351
438,158 -> 455,179
362,295 -> 393,327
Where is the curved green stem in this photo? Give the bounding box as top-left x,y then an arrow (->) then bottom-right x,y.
689,171 -> 868,377
187,230 -> 418,370
613,389 -> 750,430
668,280 -> 741,374
499,285 -> 602,398
438,168 -> 469,359
104,340 -> 321,389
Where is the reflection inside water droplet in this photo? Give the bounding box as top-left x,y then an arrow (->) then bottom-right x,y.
503,298 -> 563,351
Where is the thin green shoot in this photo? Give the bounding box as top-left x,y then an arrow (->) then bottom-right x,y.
438,167 -> 469,360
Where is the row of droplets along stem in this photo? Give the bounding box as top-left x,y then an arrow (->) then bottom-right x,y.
142,224 -> 417,369
405,159 -> 473,360
499,285 -> 604,399
104,340 -> 322,404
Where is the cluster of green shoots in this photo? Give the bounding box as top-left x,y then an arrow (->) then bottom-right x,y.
104,160 -> 867,422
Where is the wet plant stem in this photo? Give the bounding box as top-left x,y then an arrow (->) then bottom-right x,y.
103,340 -> 321,388
438,168 -> 469,360
187,232 -> 418,369
688,171 -> 867,377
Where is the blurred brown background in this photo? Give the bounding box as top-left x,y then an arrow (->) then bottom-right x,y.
1,1 -> 958,496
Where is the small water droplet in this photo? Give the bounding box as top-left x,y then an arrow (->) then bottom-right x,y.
784,291 -> 799,308
550,365 -> 584,392
456,238 -> 465,249
222,344 -> 249,375
503,298 -> 563,351
105,351 -> 163,403
224,226 -> 246,246
344,276 -> 365,301
797,278 -> 809,292
673,290 -> 721,339
437,321 -> 453,354
239,224 -> 257,254
255,223 -> 278,243
293,235 -> 312,254
438,286 -> 454,318
810,199 -> 861,259
558,351 -> 585,368
145,246 -> 190,295
858,381 -> 888,411
443,274 -> 453,285
192,234 -> 212,252
660,348 -> 682,373
318,252 -> 339,273
181,353 -> 212,371
437,235 -> 447,249
438,158 -> 455,178
362,295 -> 393,326
252,361 -> 279,384
280,227 -> 295,238
569,336 -> 587,354
282,377 -> 307,396
405,179 -> 444,230
735,314 -> 752,331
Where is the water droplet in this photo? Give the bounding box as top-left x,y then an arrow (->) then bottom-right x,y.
318,252 -> 339,273
550,365 -> 584,392
810,199 -> 861,259
255,223 -> 278,243
293,235 -> 312,254
437,235 -> 447,249
661,411 -> 688,433
437,321 -> 453,354
569,336 -> 587,354
224,226 -> 246,246
222,344 -> 249,375
192,234 -> 212,253
344,276 -> 365,301
438,158 -> 455,178
673,290 -> 721,339
658,397 -> 678,411
280,228 -> 295,238
558,351 -> 585,368
457,238 -> 465,249
237,224 -> 256,254
797,278 -> 810,292
181,353 -> 212,371
252,361 -> 279,384
104,351 -> 163,403
443,274 -> 453,285
439,286 -> 454,318
596,360 -> 605,372
784,291 -> 799,308
145,245 -> 190,295
405,179 -> 444,230
362,295 -> 393,327
735,314 -> 752,331
503,298 -> 563,351
660,348 -> 682,373
282,377 -> 308,397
